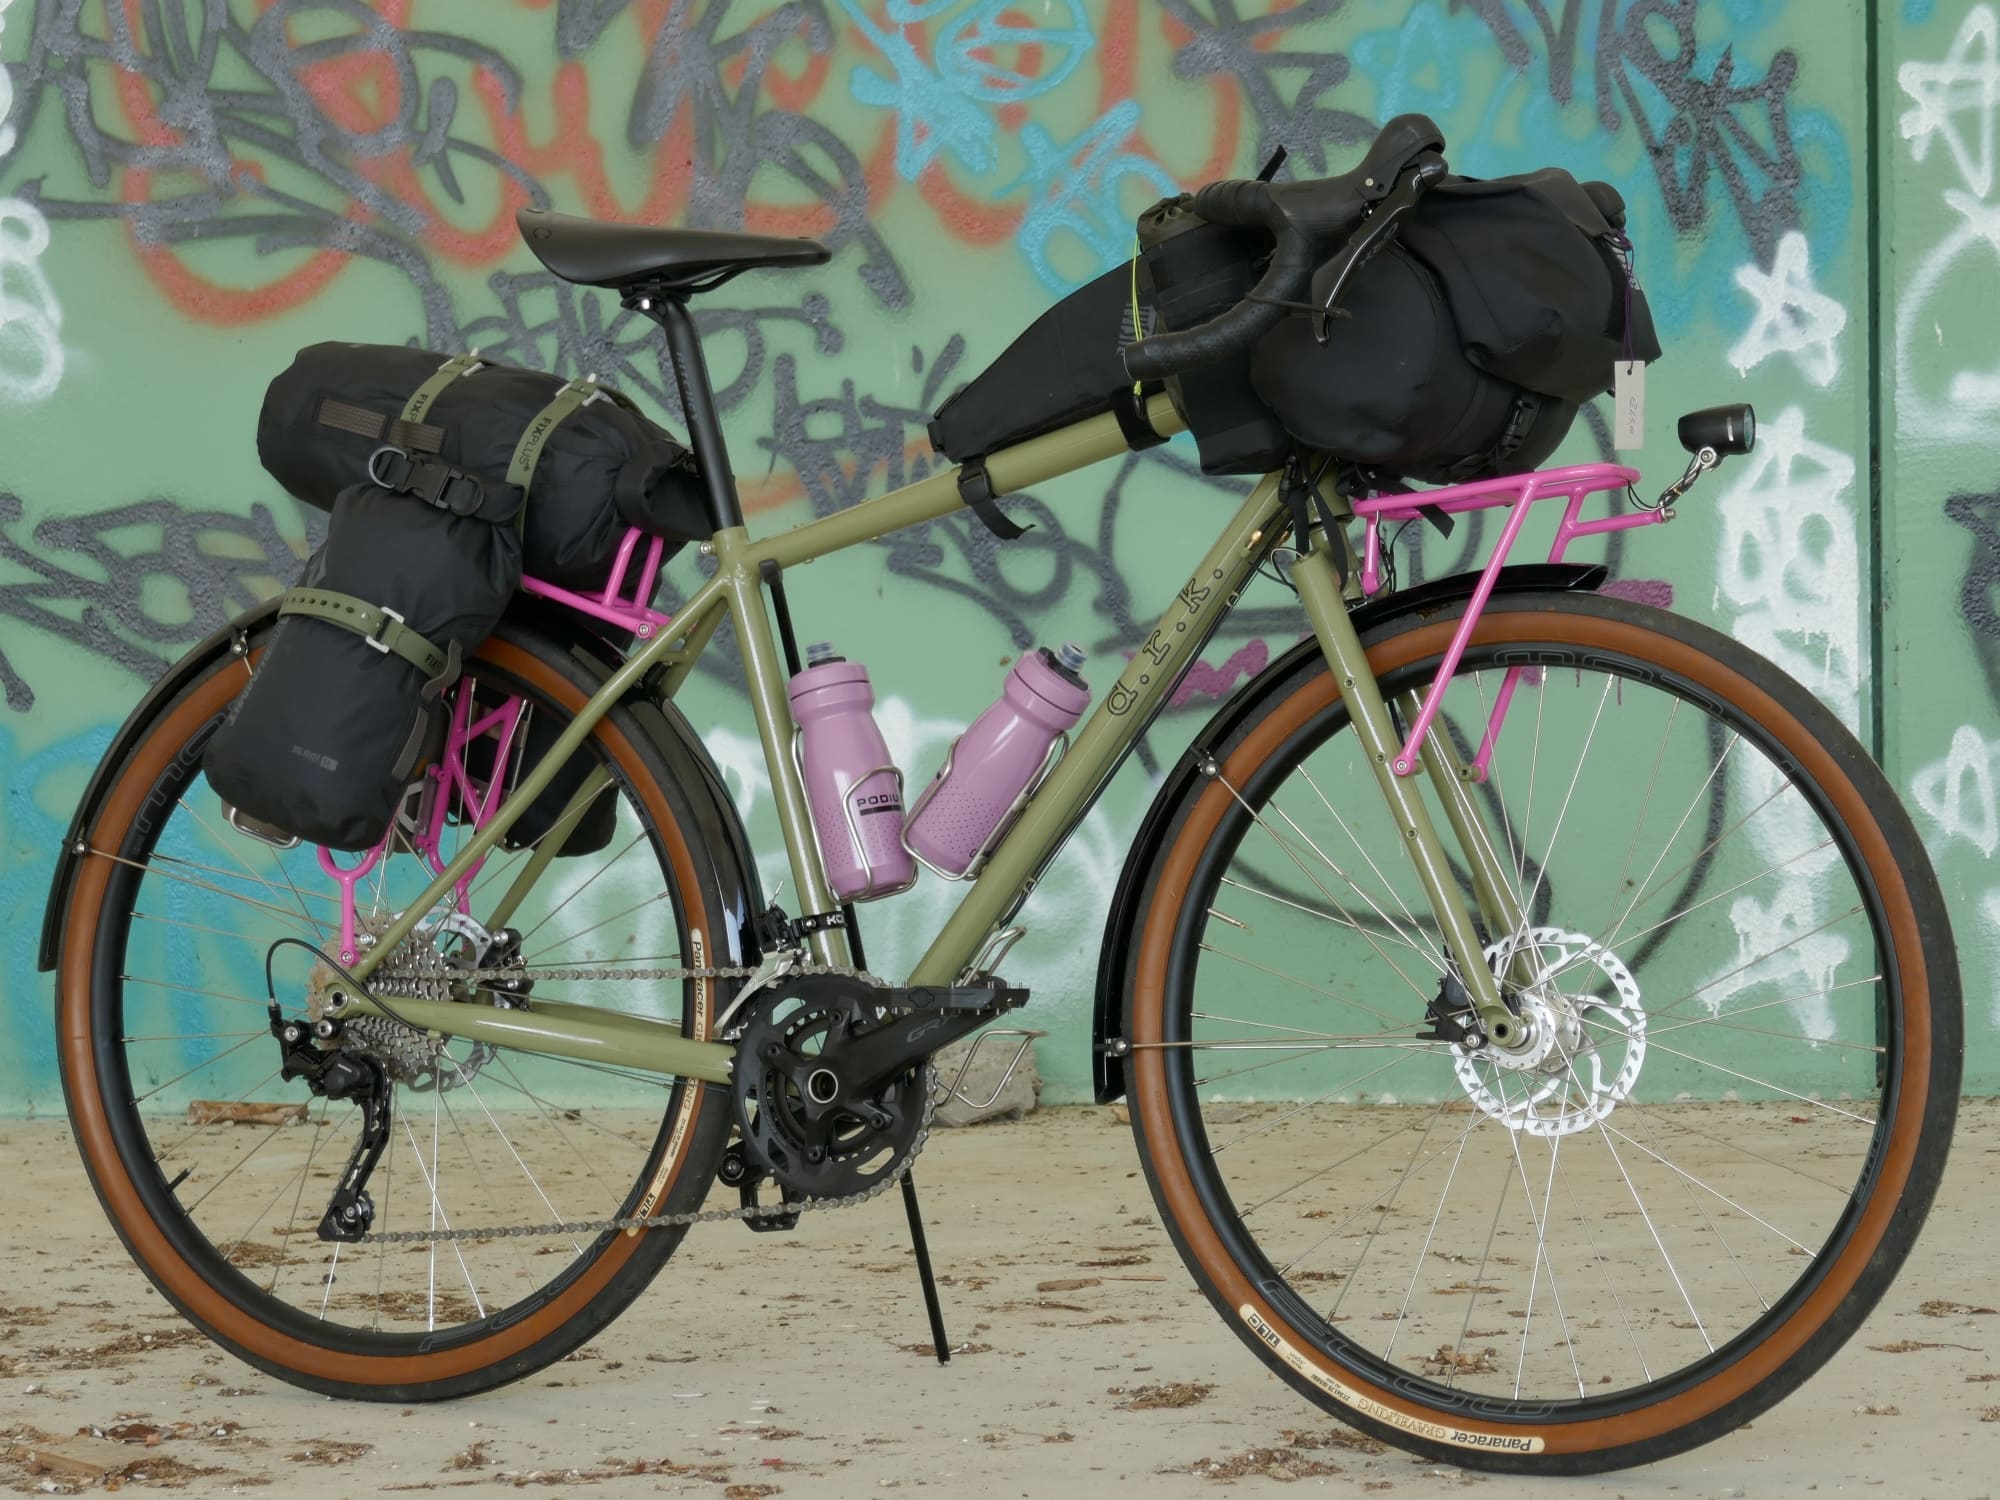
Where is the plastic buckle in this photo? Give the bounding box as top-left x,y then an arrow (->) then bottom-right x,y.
367,445 -> 412,490
438,471 -> 485,516
364,605 -> 406,655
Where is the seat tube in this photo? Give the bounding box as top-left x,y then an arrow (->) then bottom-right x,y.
1288,544 -> 1523,1047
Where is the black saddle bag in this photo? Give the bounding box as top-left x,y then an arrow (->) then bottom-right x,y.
1252,169 -> 1661,485
257,343 -> 708,589
204,484 -> 520,851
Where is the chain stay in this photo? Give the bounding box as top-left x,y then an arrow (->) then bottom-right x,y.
355,961 -> 937,1244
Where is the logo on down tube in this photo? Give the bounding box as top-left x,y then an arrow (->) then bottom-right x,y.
1238,1306 -> 1544,1454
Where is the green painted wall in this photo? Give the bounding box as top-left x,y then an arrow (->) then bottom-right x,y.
0,1 -> 1980,1109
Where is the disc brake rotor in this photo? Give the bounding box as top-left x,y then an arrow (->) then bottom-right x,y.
1454,926 -> 1648,1138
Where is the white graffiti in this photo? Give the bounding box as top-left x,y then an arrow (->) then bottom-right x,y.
1910,722 -> 2000,857
0,0 -> 62,404
1896,4 -> 2000,444
1701,404 -> 1863,1045
1712,406 -> 1863,722
1900,4 -> 2000,197
1983,889 -> 2000,1030
1727,231 -> 1848,388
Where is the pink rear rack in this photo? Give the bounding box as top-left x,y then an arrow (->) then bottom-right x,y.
1351,463 -> 1651,781
517,527 -> 676,638
321,527 -> 674,955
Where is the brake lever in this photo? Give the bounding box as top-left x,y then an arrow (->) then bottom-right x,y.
1311,153 -> 1448,344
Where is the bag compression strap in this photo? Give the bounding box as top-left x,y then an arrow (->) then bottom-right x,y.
506,376 -> 608,493
400,351 -> 485,424
279,588 -> 458,694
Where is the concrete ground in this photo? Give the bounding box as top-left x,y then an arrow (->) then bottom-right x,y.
1,1103 -> 1995,1499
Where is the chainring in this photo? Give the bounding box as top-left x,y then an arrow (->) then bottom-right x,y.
732,972 -> 933,1199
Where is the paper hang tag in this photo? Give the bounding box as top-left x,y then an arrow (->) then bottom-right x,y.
1614,361 -> 1646,450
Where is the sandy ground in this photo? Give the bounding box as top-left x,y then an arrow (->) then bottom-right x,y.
1,1103 -> 1996,1499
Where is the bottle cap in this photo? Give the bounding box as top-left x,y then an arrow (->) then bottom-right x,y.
805,641 -> 839,667
1055,642 -> 1087,672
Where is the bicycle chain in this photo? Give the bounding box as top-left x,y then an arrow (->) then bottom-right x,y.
354,960 -> 939,1244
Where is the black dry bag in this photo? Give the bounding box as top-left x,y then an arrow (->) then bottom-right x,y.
204,484 -> 520,851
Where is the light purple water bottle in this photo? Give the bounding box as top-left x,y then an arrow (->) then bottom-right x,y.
904,643 -> 1090,878
789,643 -> 915,902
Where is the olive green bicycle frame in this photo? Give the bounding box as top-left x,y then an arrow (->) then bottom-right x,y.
339,394 -> 1518,1084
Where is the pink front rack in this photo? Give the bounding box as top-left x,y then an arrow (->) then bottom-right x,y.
1351,463 -> 1651,781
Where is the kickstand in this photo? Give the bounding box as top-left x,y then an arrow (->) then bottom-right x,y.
901,1171 -> 951,1365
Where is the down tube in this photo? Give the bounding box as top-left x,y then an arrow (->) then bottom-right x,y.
907,475 -> 1289,987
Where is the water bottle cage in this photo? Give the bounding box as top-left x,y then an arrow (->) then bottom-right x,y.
789,731 -> 918,904
902,730 -> 1071,883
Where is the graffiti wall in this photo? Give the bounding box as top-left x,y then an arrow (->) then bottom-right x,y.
0,0 -> 1970,1110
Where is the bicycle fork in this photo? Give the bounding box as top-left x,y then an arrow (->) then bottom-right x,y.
1287,538 -> 1530,1051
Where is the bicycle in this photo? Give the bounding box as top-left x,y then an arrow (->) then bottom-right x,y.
41,120 -> 1960,1476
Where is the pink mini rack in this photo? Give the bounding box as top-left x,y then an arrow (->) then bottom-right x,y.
1351,462 -> 1652,782
321,527 -> 676,959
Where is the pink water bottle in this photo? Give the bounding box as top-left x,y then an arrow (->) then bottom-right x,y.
904,643 -> 1090,878
790,643 -> 915,901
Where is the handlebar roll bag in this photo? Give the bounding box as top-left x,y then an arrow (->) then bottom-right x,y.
1134,196 -> 1295,475
1252,169 -> 1660,485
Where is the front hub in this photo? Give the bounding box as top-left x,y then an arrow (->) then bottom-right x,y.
1454,926 -> 1648,1138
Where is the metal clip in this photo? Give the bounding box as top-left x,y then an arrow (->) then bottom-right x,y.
363,605 -> 407,655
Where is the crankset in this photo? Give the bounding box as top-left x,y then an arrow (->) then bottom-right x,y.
732,970 -> 1024,1199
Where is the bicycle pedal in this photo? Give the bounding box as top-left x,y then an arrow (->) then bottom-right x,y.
901,981 -> 1029,1014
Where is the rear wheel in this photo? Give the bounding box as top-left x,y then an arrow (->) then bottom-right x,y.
1125,592 -> 1959,1472
56,622 -> 741,1400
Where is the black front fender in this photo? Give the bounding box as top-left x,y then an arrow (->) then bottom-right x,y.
1090,562 -> 1606,1103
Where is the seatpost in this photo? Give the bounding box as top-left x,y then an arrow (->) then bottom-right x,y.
631,292 -> 743,533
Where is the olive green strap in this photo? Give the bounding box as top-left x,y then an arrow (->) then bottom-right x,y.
506,377 -> 605,492
400,351 -> 485,424
279,588 -> 451,681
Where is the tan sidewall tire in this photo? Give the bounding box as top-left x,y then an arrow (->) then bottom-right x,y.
58,635 -> 731,1395
1128,601 -> 1944,1467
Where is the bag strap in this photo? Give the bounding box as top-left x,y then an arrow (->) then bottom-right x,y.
365,446 -> 522,523
279,587 -> 459,696
315,397 -> 446,454
955,456 -> 1031,540
507,376 -> 608,494
400,351 -> 485,424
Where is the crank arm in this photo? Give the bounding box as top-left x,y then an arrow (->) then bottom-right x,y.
834,986 -> 1028,1099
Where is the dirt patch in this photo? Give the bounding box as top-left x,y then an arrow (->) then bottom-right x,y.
1918,1299 -> 1997,1317
1115,1382 -> 1213,1411
288,1439 -> 372,1465
1181,1428 -> 1375,1482
1419,1345 -> 1500,1377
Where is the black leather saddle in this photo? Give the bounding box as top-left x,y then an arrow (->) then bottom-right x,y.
516,207 -> 830,296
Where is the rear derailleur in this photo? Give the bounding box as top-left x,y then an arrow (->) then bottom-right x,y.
269,1011 -> 391,1243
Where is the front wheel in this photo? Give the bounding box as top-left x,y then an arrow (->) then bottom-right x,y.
1124,591 -> 1959,1473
